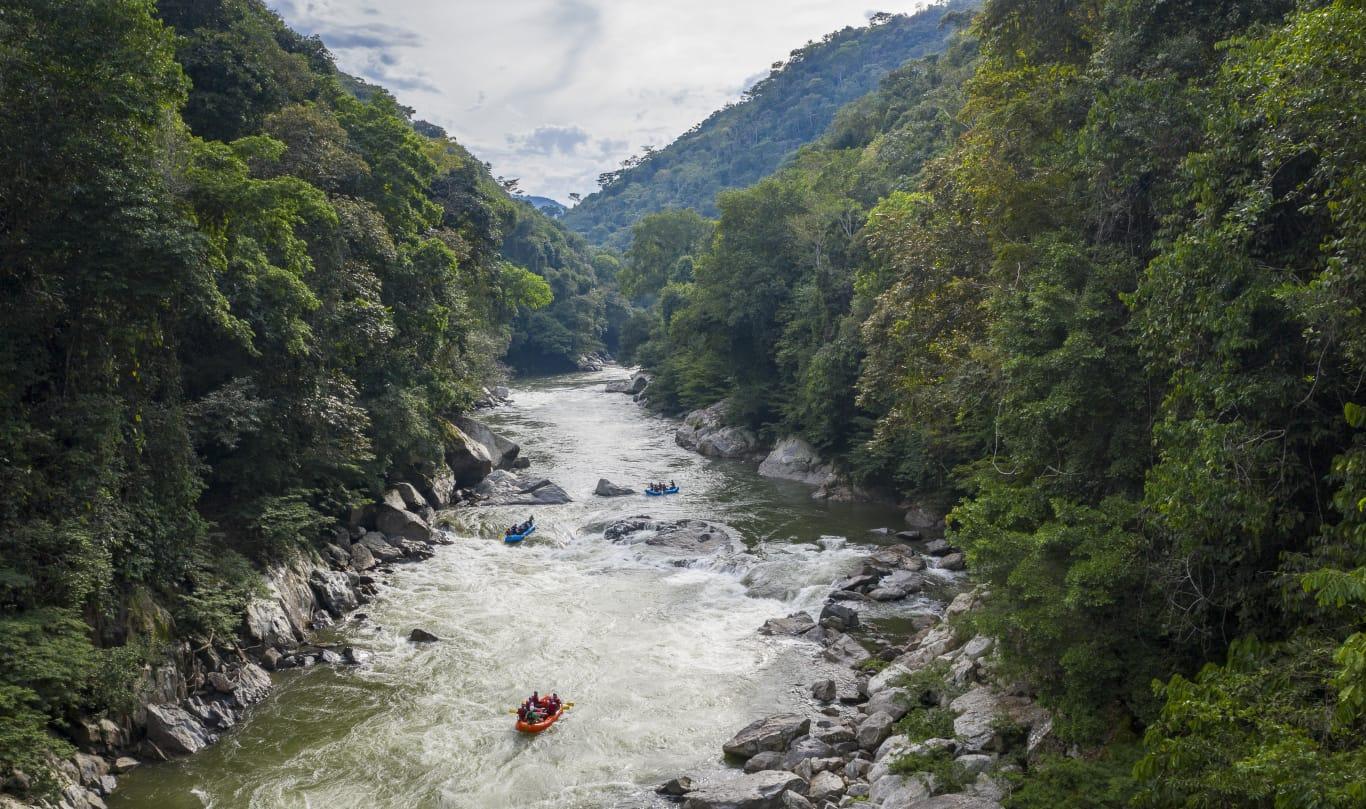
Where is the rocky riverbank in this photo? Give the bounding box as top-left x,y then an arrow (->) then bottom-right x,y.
2,414 -> 545,809
657,535 -> 1053,809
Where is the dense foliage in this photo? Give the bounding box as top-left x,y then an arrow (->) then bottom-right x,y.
560,1 -> 974,249
0,0 -> 580,779
627,0 -> 1366,802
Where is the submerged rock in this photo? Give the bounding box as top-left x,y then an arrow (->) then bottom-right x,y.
603,516 -> 736,559
408,628 -> 440,643
759,612 -> 816,636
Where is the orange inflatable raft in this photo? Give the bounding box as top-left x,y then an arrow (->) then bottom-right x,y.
515,706 -> 565,734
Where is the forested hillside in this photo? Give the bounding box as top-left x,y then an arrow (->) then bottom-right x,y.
0,0 -> 606,779
560,0 -> 975,249
625,0 -> 1366,802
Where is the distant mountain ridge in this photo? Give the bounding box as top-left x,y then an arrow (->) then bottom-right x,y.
516,194 -> 569,218
561,0 -> 975,249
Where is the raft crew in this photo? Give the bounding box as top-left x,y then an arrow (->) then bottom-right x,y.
505,517 -> 534,537
517,691 -> 562,723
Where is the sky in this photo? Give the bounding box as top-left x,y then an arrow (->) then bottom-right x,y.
269,0 -> 934,204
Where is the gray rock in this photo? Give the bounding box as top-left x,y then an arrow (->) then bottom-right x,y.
760,612 -> 817,636
415,463 -> 458,508
758,437 -> 836,488
444,423 -> 495,485
896,530 -> 922,541
809,721 -> 854,746
473,470 -> 572,505
781,792 -> 814,809
408,628 -> 440,643
744,750 -> 785,773
319,649 -> 343,665
492,385 -> 510,400
781,735 -> 835,770
844,758 -> 871,780
856,712 -> 896,751
949,687 -> 1047,754
308,569 -> 358,618
244,598 -> 297,649
454,416 -> 520,469
819,602 -> 859,631
807,770 -> 843,803
389,483 -> 426,511
111,757 -> 140,774
821,633 -> 871,667
955,754 -> 995,777
374,504 -> 432,543
922,539 -> 953,556
811,679 -> 837,702
658,776 -> 695,796
869,773 -> 932,808
144,704 -> 214,756
347,540 -> 377,571
594,478 -> 636,497
722,714 -> 811,760
903,507 -> 944,531
676,401 -> 762,460
260,648 -> 283,671
681,771 -> 807,809
72,753 -> 107,789
866,688 -> 911,722
357,531 -> 403,563
938,552 -> 967,571
904,796 -> 1002,809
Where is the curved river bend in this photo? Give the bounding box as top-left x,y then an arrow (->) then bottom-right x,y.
111,369 -> 914,809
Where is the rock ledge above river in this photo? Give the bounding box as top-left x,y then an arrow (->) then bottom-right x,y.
472,470 -> 572,505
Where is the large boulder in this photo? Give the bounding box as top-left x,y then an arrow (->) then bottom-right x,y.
950,686 -> 1049,754
145,704 -> 214,756
781,735 -> 835,770
244,598 -> 297,649
443,422 -> 495,485
473,470 -> 572,505
374,505 -> 433,543
357,531 -> 404,563
347,541 -> 377,571
594,478 -> 636,497
414,462 -> 458,508
682,771 -> 807,809
676,401 -> 763,459
455,416 -> 520,469
308,569 -> 358,618
722,714 -> 811,760
758,437 -> 836,488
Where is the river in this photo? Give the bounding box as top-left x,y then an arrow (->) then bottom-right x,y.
110,369 -> 917,809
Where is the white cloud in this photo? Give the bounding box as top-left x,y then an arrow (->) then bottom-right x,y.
268,0 -> 935,203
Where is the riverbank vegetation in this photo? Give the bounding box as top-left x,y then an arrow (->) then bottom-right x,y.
0,0 -> 614,783
620,0 -> 1366,803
